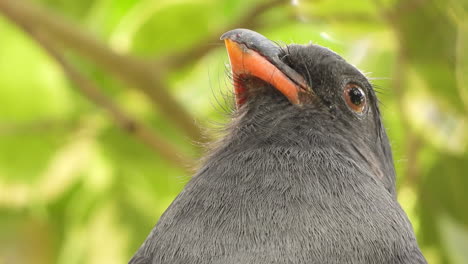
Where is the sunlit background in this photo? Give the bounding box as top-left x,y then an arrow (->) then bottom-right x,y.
0,0 -> 467,263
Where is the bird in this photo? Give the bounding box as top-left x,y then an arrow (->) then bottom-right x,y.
129,28 -> 427,264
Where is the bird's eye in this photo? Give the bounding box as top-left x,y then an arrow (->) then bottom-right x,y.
343,83 -> 366,114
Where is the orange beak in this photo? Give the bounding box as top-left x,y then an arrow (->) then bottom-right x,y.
222,29 -> 311,108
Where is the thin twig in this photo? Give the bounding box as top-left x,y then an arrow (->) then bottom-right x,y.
0,0 -> 205,143
157,0 -> 380,70
158,0 -> 289,69
0,9 -> 192,168
0,120 -> 75,135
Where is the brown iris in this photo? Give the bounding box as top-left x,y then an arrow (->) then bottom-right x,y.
344,83 -> 366,113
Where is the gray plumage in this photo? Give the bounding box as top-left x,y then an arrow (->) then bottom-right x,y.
129,30 -> 427,264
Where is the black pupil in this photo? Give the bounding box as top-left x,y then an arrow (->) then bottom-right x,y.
349,87 -> 365,106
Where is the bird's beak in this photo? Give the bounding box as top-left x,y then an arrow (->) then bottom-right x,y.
221,29 -> 311,107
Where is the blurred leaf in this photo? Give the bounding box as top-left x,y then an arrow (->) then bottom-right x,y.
394,0 -> 465,112
439,215 -> 468,264
419,151 -> 468,264
132,0 -> 220,56
452,9 -> 468,112
0,18 -> 73,121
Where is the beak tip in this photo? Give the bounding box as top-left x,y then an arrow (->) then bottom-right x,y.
219,32 -> 230,40
220,28 -> 257,42
220,29 -> 240,41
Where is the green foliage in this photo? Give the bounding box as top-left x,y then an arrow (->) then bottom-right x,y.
0,0 -> 467,263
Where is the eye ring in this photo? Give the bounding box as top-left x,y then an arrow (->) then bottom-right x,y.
343,83 -> 367,114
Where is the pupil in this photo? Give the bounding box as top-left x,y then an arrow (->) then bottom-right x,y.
349,88 -> 364,105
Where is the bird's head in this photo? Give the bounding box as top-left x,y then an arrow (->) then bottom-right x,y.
220,29 -> 396,194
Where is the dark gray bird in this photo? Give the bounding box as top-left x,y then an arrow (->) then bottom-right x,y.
129,29 -> 427,264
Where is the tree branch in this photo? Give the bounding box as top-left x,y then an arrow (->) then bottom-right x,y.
157,0 -> 381,70
0,9 -> 192,168
158,0 -> 289,69
0,120 -> 75,135
0,0 -> 205,143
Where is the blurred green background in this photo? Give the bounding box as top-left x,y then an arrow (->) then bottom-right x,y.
0,0 -> 467,263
